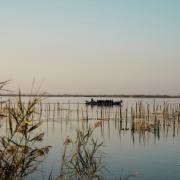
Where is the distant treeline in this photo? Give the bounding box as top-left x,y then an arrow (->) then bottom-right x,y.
0,94 -> 180,98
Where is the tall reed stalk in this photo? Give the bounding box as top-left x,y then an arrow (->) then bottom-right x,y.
0,90 -> 51,180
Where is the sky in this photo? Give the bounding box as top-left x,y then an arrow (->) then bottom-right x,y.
0,0 -> 180,95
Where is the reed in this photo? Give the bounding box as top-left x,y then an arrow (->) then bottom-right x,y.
57,121 -> 138,180
59,124 -> 104,180
0,90 -> 51,180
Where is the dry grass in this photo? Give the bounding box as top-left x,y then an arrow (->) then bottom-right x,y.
59,125 -> 105,180
0,87 -> 51,180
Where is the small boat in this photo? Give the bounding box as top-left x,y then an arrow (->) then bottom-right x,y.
85,98 -> 123,107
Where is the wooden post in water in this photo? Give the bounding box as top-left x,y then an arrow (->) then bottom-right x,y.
125,107 -> 128,130
119,104 -> 122,130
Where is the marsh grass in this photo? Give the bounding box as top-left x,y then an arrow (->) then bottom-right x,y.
0,90 -> 51,180
58,122 -> 138,180
59,124 -> 105,180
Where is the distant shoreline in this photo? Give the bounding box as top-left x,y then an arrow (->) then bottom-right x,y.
0,94 -> 180,98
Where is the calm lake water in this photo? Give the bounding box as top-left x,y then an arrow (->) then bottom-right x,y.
2,97 -> 180,180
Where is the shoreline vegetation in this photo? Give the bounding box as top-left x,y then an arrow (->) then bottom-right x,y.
0,94 -> 180,98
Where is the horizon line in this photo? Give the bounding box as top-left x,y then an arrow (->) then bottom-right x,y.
0,93 -> 180,98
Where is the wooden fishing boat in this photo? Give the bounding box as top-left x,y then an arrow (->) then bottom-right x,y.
85,99 -> 123,106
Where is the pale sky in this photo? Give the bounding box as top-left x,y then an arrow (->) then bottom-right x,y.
0,0 -> 180,94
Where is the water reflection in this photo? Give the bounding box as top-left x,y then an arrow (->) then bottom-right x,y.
26,101 -> 180,146
1,99 -> 180,179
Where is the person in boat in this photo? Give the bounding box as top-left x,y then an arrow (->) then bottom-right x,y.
91,98 -> 95,103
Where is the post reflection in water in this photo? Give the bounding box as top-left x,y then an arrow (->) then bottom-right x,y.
33,101 -> 180,146
3,99 -> 180,179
